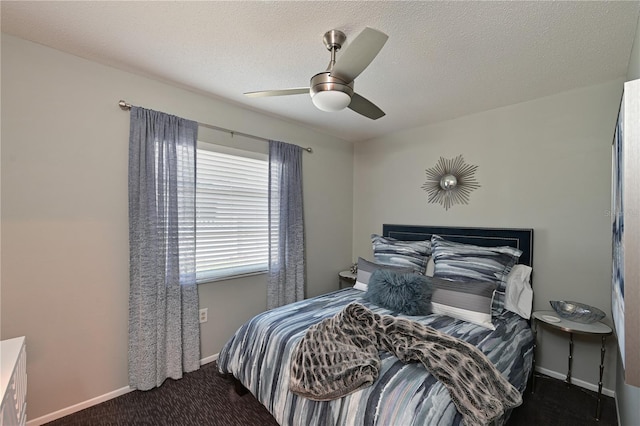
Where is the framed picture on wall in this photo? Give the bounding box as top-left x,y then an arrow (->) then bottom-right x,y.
611,93 -> 625,367
612,78 -> 640,387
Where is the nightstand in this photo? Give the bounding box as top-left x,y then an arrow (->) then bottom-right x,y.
338,270 -> 356,289
531,310 -> 613,421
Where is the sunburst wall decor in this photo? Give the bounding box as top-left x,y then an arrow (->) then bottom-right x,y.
422,155 -> 480,210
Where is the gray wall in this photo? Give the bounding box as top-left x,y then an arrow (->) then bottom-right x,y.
0,34 -> 353,421
352,79 -> 623,393
617,11 -> 640,426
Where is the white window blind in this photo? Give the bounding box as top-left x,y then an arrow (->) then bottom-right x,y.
196,145 -> 269,283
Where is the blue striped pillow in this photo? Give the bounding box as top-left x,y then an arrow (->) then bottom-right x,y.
371,234 -> 431,274
431,235 -> 522,314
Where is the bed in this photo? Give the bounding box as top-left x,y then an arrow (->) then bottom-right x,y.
218,225 -> 535,426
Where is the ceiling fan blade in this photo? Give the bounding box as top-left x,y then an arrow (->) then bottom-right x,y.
244,88 -> 309,98
331,27 -> 388,83
348,93 -> 385,120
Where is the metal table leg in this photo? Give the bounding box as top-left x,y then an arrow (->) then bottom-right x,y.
566,332 -> 574,384
532,319 -> 538,394
596,336 -> 607,421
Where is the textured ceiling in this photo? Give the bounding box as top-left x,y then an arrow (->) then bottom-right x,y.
2,1 -> 639,142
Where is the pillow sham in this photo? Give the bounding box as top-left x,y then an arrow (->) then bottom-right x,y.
371,234 -> 431,274
504,264 -> 533,319
429,276 -> 497,330
354,257 -> 414,291
430,235 -> 522,314
365,269 -> 433,316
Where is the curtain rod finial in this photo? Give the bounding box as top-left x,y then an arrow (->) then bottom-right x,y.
119,100 -> 132,110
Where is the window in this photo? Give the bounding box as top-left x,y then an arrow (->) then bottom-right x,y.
195,143 -> 269,283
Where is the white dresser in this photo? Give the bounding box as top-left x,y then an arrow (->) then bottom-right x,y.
1,337 -> 26,426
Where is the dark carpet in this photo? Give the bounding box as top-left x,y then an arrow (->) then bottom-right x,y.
45,362 -> 278,426
45,364 -> 617,425
508,374 -> 618,426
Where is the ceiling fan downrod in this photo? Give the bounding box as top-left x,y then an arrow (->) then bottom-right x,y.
323,30 -> 346,71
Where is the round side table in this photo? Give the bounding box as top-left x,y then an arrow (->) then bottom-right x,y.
531,310 -> 612,421
338,270 -> 356,289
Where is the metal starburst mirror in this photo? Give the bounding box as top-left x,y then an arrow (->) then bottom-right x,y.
422,155 -> 480,210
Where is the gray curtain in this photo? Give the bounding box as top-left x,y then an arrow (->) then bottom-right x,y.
128,106 -> 200,390
268,141 -> 305,309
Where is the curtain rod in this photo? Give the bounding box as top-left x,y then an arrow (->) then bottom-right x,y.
118,100 -> 312,153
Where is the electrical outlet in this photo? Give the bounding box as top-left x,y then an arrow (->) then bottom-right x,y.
199,308 -> 208,323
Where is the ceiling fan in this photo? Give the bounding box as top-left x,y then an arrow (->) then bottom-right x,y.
244,27 -> 388,120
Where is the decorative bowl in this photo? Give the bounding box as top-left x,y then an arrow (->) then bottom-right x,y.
549,300 -> 606,324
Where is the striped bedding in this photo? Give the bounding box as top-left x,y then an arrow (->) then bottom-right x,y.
218,288 -> 534,426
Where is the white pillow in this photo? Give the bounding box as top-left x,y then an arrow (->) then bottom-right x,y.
425,257 -> 435,277
504,264 -> 533,319
353,281 -> 368,292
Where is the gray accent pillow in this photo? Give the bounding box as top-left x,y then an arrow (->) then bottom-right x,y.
429,276 -> 497,329
430,235 -> 522,314
355,257 -> 413,291
365,269 -> 433,316
371,234 -> 431,274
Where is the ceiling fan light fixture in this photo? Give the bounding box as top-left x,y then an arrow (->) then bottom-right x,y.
310,72 -> 354,112
312,90 -> 352,112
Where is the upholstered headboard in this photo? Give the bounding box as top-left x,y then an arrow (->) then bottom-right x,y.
382,224 -> 534,267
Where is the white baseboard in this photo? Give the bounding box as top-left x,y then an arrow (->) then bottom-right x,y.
26,385 -> 134,426
200,353 -> 218,365
26,353 -> 220,426
535,366 -> 615,398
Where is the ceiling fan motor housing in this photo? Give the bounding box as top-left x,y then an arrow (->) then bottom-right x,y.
310,72 -> 354,111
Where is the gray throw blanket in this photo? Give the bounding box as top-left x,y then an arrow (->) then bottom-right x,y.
289,303 -> 522,426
